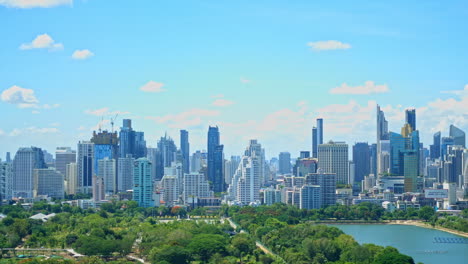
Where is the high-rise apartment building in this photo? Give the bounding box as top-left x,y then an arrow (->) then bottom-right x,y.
55,147 -> 76,176
300,185 -> 321,209
98,158 -> 116,194
133,158 -> 154,207
65,163 -> 77,195
156,134 -> 177,179
318,141 -> 349,184
160,175 -> 178,207
118,155 -> 134,192
0,161 -> 12,200
33,168 -> 64,199
305,169 -> 337,207
12,147 -> 46,198
182,173 -> 212,205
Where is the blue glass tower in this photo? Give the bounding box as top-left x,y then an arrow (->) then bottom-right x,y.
133,158 -> 154,207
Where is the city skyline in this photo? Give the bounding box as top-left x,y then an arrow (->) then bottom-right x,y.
1,1 -> 468,158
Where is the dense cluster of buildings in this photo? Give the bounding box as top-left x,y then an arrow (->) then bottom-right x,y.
1,107 -> 467,212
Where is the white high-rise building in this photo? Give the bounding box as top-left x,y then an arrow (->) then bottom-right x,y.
318,141 -> 349,184
244,140 -> 265,185
33,168 -> 64,199
65,163 -> 77,195
13,147 -> 46,198
161,175 -> 179,206
165,161 -> 183,196
377,105 -> 389,176
263,187 -> 282,205
77,141 -> 94,194
98,158 -> 116,194
183,173 -> 212,205
0,162 -> 12,200
118,155 -> 134,192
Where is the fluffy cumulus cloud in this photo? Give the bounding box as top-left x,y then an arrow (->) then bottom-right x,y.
84,107 -> 130,116
0,0 -> 72,8
307,40 -> 351,51
19,33 -> 63,51
213,99 -> 234,107
140,81 -> 165,93
1,85 -> 39,108
330,81 -> 389,95
72,49 -> 94,60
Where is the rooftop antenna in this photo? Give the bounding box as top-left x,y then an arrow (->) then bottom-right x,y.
111,113 -> 119,133
98,116 -> 104,133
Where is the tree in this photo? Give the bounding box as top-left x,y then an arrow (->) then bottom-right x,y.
374,247 -> 415,264
150,245 -> 191,264
418,206 -> 435,222
188,234 -> 227,262
230,234 -> 255,263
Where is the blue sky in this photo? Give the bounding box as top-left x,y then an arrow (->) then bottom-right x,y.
1,0 -> 467,159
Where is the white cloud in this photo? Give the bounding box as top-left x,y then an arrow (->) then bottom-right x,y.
0,129 -> 5,136
72,49 -> 94,60
0,0 -> 72,8
140,81 -> 165,93
146,108 -> 220,129
1,85 -> 39,108
307,40 -> 351,51
330,81 -> 389,95
19,33 -> 63,51
32,110 -> 40,114
8,126 -> 59,136
240,77 -> 251,83
213,99 -> 234,107
211,94 -> 224,98
84,107 -> 130,116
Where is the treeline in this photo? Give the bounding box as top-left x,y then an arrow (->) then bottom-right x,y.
228,205 -> 416,264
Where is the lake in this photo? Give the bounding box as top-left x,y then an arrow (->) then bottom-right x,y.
331,224 -> 467,264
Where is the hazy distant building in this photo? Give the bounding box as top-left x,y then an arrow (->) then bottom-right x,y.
12,147 -> 46,198
450,125 -> 465,148
208,126 -> 225,192
318,141 -> 349,184
98,158 -> 116,194
119,119 -> 147,159
92,175 -> 105,202
156,134 -> 177,179
377,105 -> 389,176
183,173 -> 212,205
65,163 -> 77,195
430,132 -> 441,159
55,147 -> 76,176
33,168 -> 64,199
118,155 -> 134,192
278,152 -> 291,175
352,142 -> 370,183
180,130 -> 190,174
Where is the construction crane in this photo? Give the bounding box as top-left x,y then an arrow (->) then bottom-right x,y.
110,113 -> 119,133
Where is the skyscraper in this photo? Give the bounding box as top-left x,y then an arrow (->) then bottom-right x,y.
91,130 -> 118,176
278,152 -> 291,175
450,124 -> 466,148
119,119 -> 146,159
0,161 -> 12,201
312,127 -> 318,158
318,141 -> 349,184
183,173 -> 212,205
376,105 -> 389,176
317,118 -> 324,145
133,158 -> 154,207
208,126 -> 224,192
352,142 -> 370,183
405,109 -> 416,131
305,169 -> 337,207
77,141 -> 94,194
12,147 -> 46,198
55,147 -> 76,176
98,158 -> 116,194
65,163 -> 77,195
441,137 -> 455,159
430,132 -> 441,159
180,130 -> 190,174
299,185 -> 321,209
118,155 -> 134,192
157,134 -> 177,172
369,143 -> 377,176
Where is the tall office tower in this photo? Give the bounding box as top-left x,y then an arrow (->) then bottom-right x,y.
317,118 -> 324,145
224,159 -> 233,186
278,152 -> 291,175
6,152 -> 11,163
244,139 -> 265,184
405,109 -> 416,131
389,124 -> 420,192
463,150 -> 468,189
208,126 -> 225,191
352,142 -> 370,184
183,173 -> 212,205
42,150 -> 54,165
450,125 -> 466,148
12,147 -> 46,198
191,151 -> 203,173
91,130 -> 118,176
92,175 -> 105,202
348,161 -> 355,184
134,132 -> 147,158
446,146 -> 464,186
369,143 -> 377,176
160,175 -> 178,206
305,169 -> 337,207
117,155 -> 134,192
294,158 -> 318,177
133,158 -> 154,207
77,141 -> 94,194
119,119 -> 135,158
213,145 -> 225,192
55,147 -> 76,176
300,185 -> 321,209
430,132 -> 441,159
312,127 -> 318,158
318,141 -> 349,184
156,134 -> 177,179
65,163 -> 77,195
180,130 -> 190,174
98,158 -> 116,194
33,168 -> 64,199
0,161 -> 13,201
440,137 -> 455,159
376,105 -> 389,176
300,151 -> 310,159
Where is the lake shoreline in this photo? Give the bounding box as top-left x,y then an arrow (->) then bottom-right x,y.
317,220 -> 468,238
